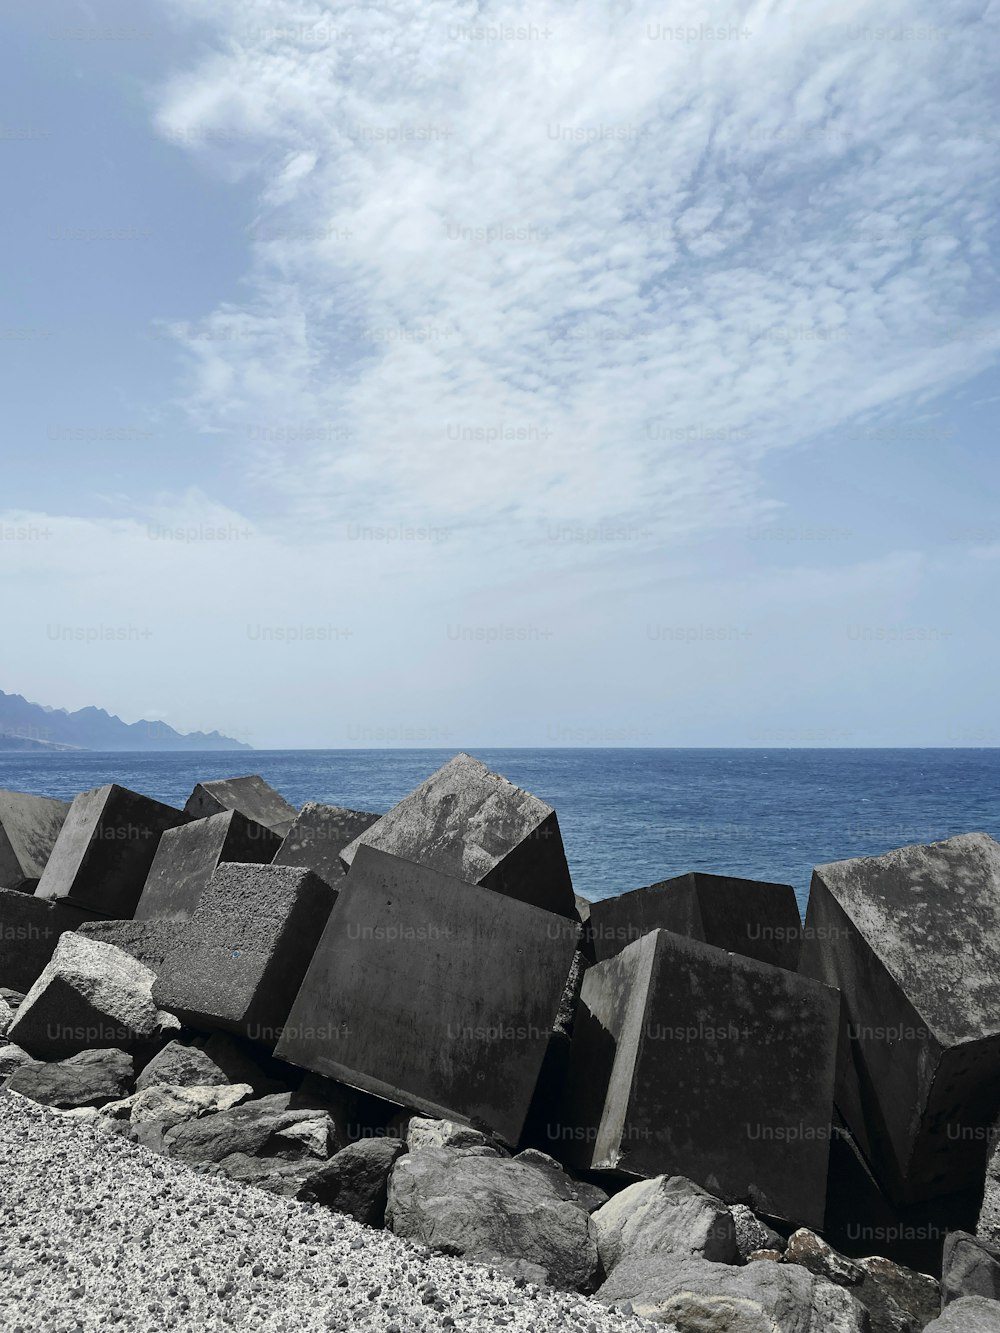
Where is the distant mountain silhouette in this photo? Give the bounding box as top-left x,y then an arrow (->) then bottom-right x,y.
0,690 -> 252,751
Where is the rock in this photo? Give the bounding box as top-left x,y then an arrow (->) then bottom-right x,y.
276,845 -> 579,1147
339,752 -> 576,917
597,1252 -> 870,1329
978,1130 -> 1000,1248
592,1175 -> 738,1274
924,1295 -> 1000,1330
0,995 -> 13,1038
799,832 -> 1000,1207
75,920 -> 186,974
0,789 -> 71,890
0,988 -> 26,1010
406,1117 -> 499,1154
8,933 -> 177,1058
0,886 -> 92,991
135,810 -> 281,923
942,1231 -> 1000,1306
35,783 -> 189,917
751,1249 -> 785,1262
200,1033 -> 286,1095
134,1039 -> 233,1092
855,1255 -> 940,1333
272,803 -> 382,889
589,870 -> 803,970
183,775 -> 298,838
785,1229 -> 864,1286
297,1137 -> 406,1224
561,927 -> 840,1229
0,1043 -> 36,1077
208,1152 -> 322,1197
161,1092 -> 340,1165
731,1202 -> 787,1258
386,1146 -> 600,1292
104,1082 -> 254,1152
4,1048 -> 134,1108
513,1149 -> 608,1213
153,864 -> 336,1049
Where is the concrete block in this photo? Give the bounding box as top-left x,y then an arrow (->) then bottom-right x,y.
34,784 -> 189,918
152,863 -> 337,1048
272,803 -> 381,888
134,810 -> 281,922
339,752 -> 576,917
0,790 -> 72,891
0,886 -> 93,991
798,833 -> 1000,1207
275,845 -> 580,1146
561,928 -> 840,1230
75,920 -> 187,975
589,872 -> 802,970
184,775 -> 298,837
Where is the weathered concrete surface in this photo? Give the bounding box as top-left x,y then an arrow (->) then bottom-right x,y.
276,845 -> 579,1147
8,933 -> 177,1059
590,871 -> 802,970
153,864 -> 336,1048
799,833 -> 1000,1207
0,886 -> 93,991
135,810 -> 281,923
183,775 -> 298,838
273,802 -> 381,888
0,790 -> 72,891
34,784 -> 189,918
339,753 -> 576,917
76,920 -> 187,975
561,928 -> 840,1230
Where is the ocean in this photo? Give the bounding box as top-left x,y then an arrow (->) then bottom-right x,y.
1,748 -> 998,914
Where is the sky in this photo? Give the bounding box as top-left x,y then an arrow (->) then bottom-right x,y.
0,0 -> 998,749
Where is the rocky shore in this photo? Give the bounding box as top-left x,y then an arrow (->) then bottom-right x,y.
1,755 -> 1000,1331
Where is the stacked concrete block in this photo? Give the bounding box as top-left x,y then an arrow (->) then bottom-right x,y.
589,871 -> 802,970
0,790 -> 72,892
339,752 -> 576,917
76,920 -> 187,976
275,845 -> 580,1146
34,784 -> 189,918
183,775 -> 298,837
561,928 -> 840,1229
134,810 -> 281,922
0,886 -> 93,991
272,803 -> 381,889
152,863 -> 336,1049
799,832 -> 1000,1207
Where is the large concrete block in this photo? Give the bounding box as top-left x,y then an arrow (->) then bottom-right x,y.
275,845 -> 579,1146
152,863 -> 336,1048
184,775 -> 298,837
798,833 -> 1000,1207
134,810 -> 281,922
0,790 -> 72,891
589,872 -> 802,970
339,752 -> 576,917
0,887 -> 93,991
34,784 -> 189,918
75,920 -> 187,975
272,803 -> 381,888
561,928 -> 840,1230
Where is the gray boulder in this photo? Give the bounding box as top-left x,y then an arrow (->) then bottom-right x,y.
0,1043 -> 36,1078
513,1149 -> 608,1213
942,1231 -> 1000,1307
134,1039 -> 233,1093
7,934 -> 178,1058
99,1082 -> 253,1145
162,1092 -> 339,1165
386,1146 -> 600,1292
208,1152 -> 324,1198
732,1203 -> 786,1259
591,1175 -> 738,1274
979,1134 -> 1000,1248
0,995 -> 13,1038
785,1229 -> 864,1287
925,1296 -> 1000,1330
0,988 -> 25,1010
4,1048 -> 133,1109
297,1137 -> 406,1224
597,1253 -> 870,1329
854,1256 -> 940,1333
406,1115 -> 501,1155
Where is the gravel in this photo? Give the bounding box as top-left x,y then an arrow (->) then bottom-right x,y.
0,1091 -> 656,1333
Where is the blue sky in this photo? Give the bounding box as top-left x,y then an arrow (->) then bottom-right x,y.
1,0 -> 998,748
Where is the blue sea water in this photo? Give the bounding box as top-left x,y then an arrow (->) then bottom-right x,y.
1,748 -> 998,914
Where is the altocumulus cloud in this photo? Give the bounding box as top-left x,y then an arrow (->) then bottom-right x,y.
149,0 -> 999,553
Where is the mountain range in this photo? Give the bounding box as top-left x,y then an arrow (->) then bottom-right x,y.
0,690 -> 251,751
